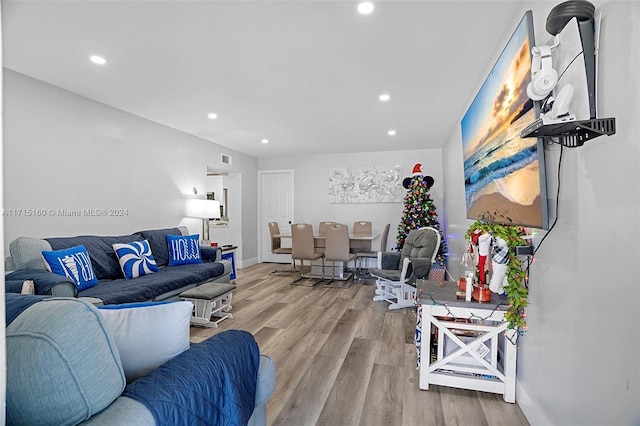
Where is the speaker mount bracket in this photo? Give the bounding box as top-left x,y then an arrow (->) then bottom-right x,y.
520,117 -> 616,148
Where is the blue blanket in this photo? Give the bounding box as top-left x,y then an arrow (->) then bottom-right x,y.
5,269 -> 76,295
77,262 -> 225,304
123,330 -> 260,426
5,293 -> 50,326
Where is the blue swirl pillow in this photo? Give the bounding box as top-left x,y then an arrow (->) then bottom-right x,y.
112,240 -> 159,280
167,234 -> 202,266
41,245 -> 99,291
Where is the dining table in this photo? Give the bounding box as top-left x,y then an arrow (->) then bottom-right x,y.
274,232 -> 379,280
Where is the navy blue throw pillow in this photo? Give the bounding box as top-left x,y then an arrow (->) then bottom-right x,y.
167,234 -> 202,266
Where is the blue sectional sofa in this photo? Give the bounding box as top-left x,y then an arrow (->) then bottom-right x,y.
5,226 -> 231,304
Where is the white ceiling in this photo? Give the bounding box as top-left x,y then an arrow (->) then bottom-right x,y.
2,0 -> 524,158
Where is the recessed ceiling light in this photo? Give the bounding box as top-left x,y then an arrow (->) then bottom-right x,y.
90,55 -> 106,65
388,130 -> 397,136
379,93 -> 390,102
357,2 -> 374,15
207,113 -> 218,120
261,139 -> 269,144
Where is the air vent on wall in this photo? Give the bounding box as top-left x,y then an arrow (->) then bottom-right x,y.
221,154 -> 232,165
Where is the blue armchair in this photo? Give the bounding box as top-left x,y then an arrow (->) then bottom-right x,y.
6,295 -> 275,425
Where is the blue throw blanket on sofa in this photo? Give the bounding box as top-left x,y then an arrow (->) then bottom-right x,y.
123,329 -> 260,426
5,293 -> 50,326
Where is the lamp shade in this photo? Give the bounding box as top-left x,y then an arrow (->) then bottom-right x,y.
187,199 -> 221,219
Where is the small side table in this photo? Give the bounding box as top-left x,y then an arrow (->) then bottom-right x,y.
220,245 -> 238,282
417,280 -> 517,403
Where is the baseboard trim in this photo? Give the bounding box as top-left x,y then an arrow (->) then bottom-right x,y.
239,257 -> 258,269
516,380 -> 552,425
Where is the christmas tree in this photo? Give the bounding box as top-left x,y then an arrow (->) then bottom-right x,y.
395,164 -> 448,265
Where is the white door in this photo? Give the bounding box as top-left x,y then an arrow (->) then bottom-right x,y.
259,170 -> 294,263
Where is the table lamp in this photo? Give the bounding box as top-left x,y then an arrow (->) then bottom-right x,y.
188,199 -> 221,244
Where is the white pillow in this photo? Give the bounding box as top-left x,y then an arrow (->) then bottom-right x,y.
98,301 -> 192,382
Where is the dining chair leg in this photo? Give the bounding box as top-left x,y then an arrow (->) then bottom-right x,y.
353,256 -> 375,283
270,259 -> 298,275
324,260 -> 336,286
290,260 -> 304,283
291,259 -> 324,287
313,258 -> 326,286
353,256 -> 362,281
324,260 -> 355,289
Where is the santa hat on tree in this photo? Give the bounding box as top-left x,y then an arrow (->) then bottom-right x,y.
403,163 -> 435,189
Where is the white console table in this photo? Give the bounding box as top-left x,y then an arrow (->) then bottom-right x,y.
417,280 -> 518,403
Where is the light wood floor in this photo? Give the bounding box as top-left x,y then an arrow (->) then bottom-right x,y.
190,263 -> 529,426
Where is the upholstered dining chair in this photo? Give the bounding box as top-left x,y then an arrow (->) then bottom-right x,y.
316,221 -> 335,250
352,221 -> 372,237
324,223 -> 357,287
318,221 -> 335,248
318,221 -> 336,236
267,222 -> 296,275
291,223 -> 325,286
370,226 -> 441,309
354,223 -> 390,281
350,220 -> 372,255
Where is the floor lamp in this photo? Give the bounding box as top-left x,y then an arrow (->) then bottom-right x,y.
189,199 -> 221,245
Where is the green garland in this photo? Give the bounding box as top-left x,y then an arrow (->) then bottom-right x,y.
465,220 -> 528,332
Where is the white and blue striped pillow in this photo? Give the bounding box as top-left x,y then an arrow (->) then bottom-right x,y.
112,240 -> 159,280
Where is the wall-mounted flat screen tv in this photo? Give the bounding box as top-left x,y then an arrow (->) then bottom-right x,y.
461,10 -> 549,230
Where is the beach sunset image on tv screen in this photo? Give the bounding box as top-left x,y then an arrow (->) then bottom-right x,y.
461,11 -> 548,229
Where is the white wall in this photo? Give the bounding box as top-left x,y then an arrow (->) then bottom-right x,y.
4,3 -> 639,423
205,172 -> 250,265
0,4 -> 6,418
259,149 -> 444,255
3,69 -> 258,264
443,2 -> 640,424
